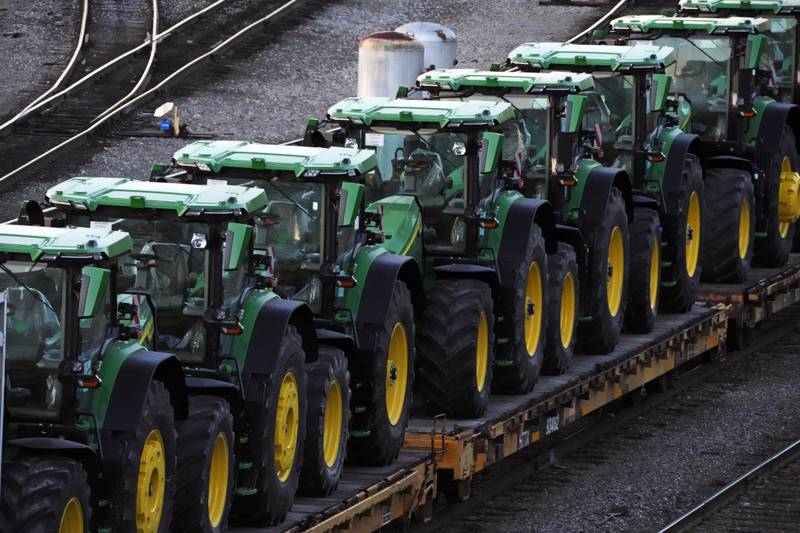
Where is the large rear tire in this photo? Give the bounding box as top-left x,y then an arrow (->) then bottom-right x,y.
542,243 -> 578,375
231,325 -> 306,526
660,153 -> 703,312
624,207 -> 661,333
299,345 -> 351,496
1,455 -> 91,532
701,168 -> 755,283
493,224 -> 547,393
576,187 -> 629,354
754,125 -> 797,267
348,281 -> 414,466
417,278 -> 494,418
173,395 -> 235,533
114,379 -> 177,533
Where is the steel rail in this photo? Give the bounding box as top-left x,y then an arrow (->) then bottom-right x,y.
566,0 -> 629,43
659,437 -> 800,532
0,0 -> 306,189
0,0 -> 231,136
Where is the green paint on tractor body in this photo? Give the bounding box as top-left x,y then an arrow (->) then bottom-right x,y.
680,0 -> 800,15
507,42 -> 674,71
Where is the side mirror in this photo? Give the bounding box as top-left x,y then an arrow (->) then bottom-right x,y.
649,74 -> 672,112
338,182 -> 365,227
745,34 -> 765,70
561,94 -> 588,134
222,223 -> 253,271
78,267 -> 110,319
479,132 -> 504,174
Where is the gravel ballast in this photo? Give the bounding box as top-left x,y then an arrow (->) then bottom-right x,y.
0,0 -> 601,220
448,321 -> 800,532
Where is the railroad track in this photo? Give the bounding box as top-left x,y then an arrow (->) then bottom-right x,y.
0,0 -> 309,190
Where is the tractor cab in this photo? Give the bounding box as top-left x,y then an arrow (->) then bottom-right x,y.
165,141 -> 379,320
506,42 -> 676,192
0,224 -> 130,422
679,0 -> 800,104
47,178 -> 266,366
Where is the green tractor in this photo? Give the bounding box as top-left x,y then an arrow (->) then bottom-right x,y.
606,15 -> 800,275
43,178 -> 354,527
0,223 -> 190,532
303,97 -> 570,415
503,42 -> 704,318
161,142 -> 418,465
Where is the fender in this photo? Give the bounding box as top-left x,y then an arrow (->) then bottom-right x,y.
633,194 -> 660,212
356,253 -> 424,327
556,224 -> 586,272
579,166 -> 634,232
184,376 -> 241,413
433,264 -> 499,288
7,438 -> 100,486
241,299 -> 318,373
702,155 -> 757,175
498,198 -> 557,257
315,328 -> 358,360
103,351 -> 188,433
757,102 -> 800,162
661,133 -> 700,215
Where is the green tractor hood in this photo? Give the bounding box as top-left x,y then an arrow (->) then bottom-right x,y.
0,224 -> 132,261
326,96 -> 514,129
610,14 -> 770,34
679,0 -> 800,14
507,42 -> 675,71
417,68 -> 595,94
174,141 -> 379,178
47,177 -> 267,217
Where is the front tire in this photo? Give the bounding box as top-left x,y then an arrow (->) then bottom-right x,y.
417,278 -> 494,418
701,168 -> 755,283
624,207 -> 661,333
1,455 -> 91,532
173,395 -> 235,533
542,243 -> 578,375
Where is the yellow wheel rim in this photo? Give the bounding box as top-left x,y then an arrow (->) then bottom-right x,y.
207,432 -> 229,528
385,323 -> 408,426
606,226 -> 625,317
59,497 -> 83,533
524,262 -> 543,356
136,430 -> 166,533
649,233 -> 660,311
739,198 -> 751,259
686,191 -> 700,277
323,380 -> 343,468
274,372 -> 300,482
560,272 -> 576,349
475,312 -> 489,392
779,221 -> 791,238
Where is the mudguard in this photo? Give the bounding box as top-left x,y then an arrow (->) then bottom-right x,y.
498,198 -> 557,257
433,264 -> 499,288
7,437 -> 100,485
579,166 -> 634,231
184,376 -> 241,413
241,299 -> 318,372
702,155 -> 757,175
757,103 -> 800,161
633,194 -> 660,211
315,328 -> 358,360
661,133 -> 700,215
356,253 -> 424,326
103,351 -> 188,433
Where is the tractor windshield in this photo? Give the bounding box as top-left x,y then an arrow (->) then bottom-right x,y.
637,36 -> 732,138
765,17 -> 797,102
1,262 -> 64,418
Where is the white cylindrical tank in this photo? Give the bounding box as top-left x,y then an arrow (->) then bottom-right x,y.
395,22 -> 457,71
357,31 -> 425,97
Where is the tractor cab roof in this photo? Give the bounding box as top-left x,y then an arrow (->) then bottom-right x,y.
679,0 -> 800,15
417,68 -> 595,94
174,140 -> 378,178
507,42 -> 675,72
326,96 -> 514,130
47,177 -> 267,219
610,14 -> 770,35
0,223 -> 132,262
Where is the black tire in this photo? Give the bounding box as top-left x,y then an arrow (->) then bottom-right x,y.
624,208 -> 661,333
493,224 -> 548,393
417,279 -> 494,418
348,281 -> 414,466
231,325 -> 307,526
1,455 -> 91,532
754,125 -> 797,267
173,395 -> 235,533
299,346 -> 351,497
576,187 -> 629,354
542,243 -> 578,375
701,168 -> 755,283
112,379 -> 177,532
660,153 -> 704,312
